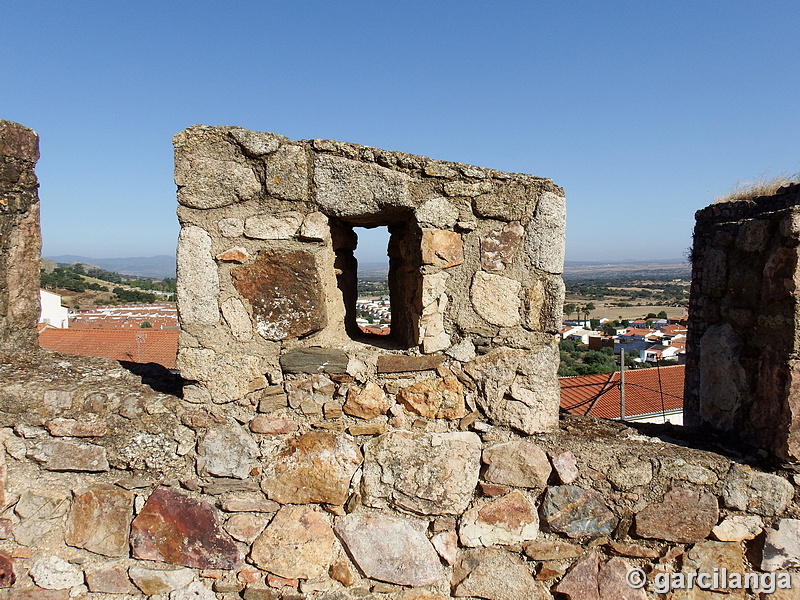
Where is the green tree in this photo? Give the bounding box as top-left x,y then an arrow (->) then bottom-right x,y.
563,303 -> 577,320
140,321 -> 153,328
657,310 -> 668,319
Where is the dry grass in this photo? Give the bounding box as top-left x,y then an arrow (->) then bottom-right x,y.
714,172 -> 800,203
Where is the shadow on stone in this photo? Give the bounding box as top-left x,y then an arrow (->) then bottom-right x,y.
119,361 -> 184,397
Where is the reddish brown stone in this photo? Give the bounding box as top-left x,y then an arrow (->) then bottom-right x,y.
8,591 -> 68,600
421,229 -> 463,268
598,557 -> 647,600
130,486 -> 243,569
261,431 -> 362,505
553,550 -> 600,600
216,247 -> 251,263
65,484 -> 133,556
605,540 -> 660,559
376,354 -> 446,373
44,418 -> 107,437
85,563 -> 132,594
396,375 -> 466,419
481,221 -> 524,271
479,482 -> 509,497
0,518 -> 12,539
0,551 -> 14,588
634,487 -> 718,543
343,382 -> 390,420
231,250 -> 326,340
249,416 -> 299,434
181,408 -> 226,428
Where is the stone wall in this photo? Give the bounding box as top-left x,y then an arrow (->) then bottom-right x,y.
2,356 -> 800,600
174,126 -> 566,435
2,123 -> 800,599
0,121 -> 41,358
685,183 -> 800,462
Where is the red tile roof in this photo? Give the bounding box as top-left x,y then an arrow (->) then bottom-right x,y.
560,364 -> 684,420
39,329 -> 178,369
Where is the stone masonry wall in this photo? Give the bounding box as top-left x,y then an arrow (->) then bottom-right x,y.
685,183 -> 800,462
3,355 -> 800,600
1,123 -> 800,599
174,125 -> 566,435
0,121 -> 41,358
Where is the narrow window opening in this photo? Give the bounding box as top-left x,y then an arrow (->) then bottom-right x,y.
353,226 -> 391,337
331,218 -> 421,349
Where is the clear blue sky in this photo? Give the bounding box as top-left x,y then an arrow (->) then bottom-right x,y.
3,1 -> 799,263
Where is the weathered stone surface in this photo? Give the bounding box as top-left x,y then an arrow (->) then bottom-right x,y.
634,487 -> 718,543
84,562 -> 131,594
299,211 -> 329,240
608,456 -> 652,491
473,181 -> 540,221
431,530 -> 458,565
176,226 -> 220,324
5,590 -> 68,600
552,550 -> 599,600
64,484 -> 133,556
279,348 -> 349,374
721,463 -> 794,516
29,555 -> 83,589
421,229 -> 463,268
218,217 -> 244,237
170,581 -> 217,600
286,374 -> 335,415
250,505 -> 335,579
762,519 -> 800,571
470,271 -> 521,327
263,144 -> 308,201
682,540 -> 745,593
220,495 -> 280,513
27,439 -> 109,471
344,382 -> 390,419
598,556 -> 647,600
481,221 -> 524,271
415,197 -> 459,229
335,512 -> 442,587
453,548 -> 548,600
243,212 -> 303,239
232,251 -> 325,340
444,180 -> 493,198
219,296 -> 254,341
224,513 -> 269,543
44,418 -> 107,437
129,565 -> 195,595
178,350 -> 265,404
525,190 -> 566,274
550,449 -> 580,484
362,430 -> 481,515
523,539 -> 583,560
482,439 -> 551,489
250,416 -> 299,434
658,457 -> 717,485
541,485 -> 618,539
216,246 -> 251,262
604,540 -> 660,559
465,345 -> 560,434
197,422 -> 261,479
175,154 -> 260,209
314,155 -> 412,218
12,489 -> 69,546
396,375 -> 465,419
261,431 -> 362,505
0,551 -> 14,588
697,323 -> 747,432
130,486 -> 243,569
459,491 -> 539,547
712,515 -> 764,541
376,355 -> 446,373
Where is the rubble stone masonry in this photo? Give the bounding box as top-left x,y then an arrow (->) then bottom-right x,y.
0,122 -> 799,599
0,121 -> 41,358
173,125 -> 567,434
685,183 -> 800,461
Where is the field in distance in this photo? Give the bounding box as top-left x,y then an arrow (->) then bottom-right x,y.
563,259 -> 691,321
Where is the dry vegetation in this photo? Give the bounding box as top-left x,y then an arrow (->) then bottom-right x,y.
714,173 -> 800,204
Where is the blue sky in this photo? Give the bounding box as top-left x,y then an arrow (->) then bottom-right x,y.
3,1 -> 799,263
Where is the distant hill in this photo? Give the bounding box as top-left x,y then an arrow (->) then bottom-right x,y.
45,255 -> 176,279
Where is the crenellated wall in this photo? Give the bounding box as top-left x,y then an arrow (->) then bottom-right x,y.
685,183 -> 800,462
0,121 -> 41,359
0,123 -> 798,599
173,126 -> 566,435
